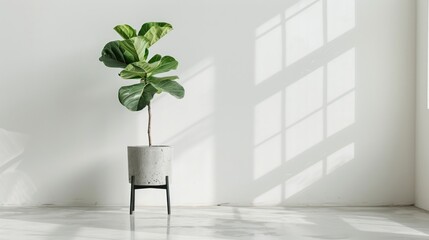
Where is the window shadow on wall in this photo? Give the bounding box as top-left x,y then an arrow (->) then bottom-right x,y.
160,0 -> 358,206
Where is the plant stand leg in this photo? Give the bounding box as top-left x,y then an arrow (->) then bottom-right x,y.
132,177 -> 136,212
130,176 -> 135,215
166,176 -> 171,215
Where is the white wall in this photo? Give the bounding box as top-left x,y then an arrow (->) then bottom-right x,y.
0,0 -> 416,206
416,0 -> 429,211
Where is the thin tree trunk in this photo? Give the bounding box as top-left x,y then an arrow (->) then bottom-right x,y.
147,103 -> 152,146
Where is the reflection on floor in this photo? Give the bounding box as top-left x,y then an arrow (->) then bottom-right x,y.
0,206 -> 428,239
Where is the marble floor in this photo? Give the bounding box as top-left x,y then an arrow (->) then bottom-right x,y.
0,206 -> 428,240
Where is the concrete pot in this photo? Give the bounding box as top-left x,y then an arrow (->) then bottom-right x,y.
127,145 -> 172,185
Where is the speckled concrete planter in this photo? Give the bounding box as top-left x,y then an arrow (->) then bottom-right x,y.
127,146 -> 171,185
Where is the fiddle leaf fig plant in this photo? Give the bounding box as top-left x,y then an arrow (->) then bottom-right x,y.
99,22 -> 184,146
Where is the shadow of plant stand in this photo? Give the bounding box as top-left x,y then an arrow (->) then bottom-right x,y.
129,176 -> 171,215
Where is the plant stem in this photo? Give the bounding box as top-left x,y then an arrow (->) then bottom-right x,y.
147,102 -> 152,146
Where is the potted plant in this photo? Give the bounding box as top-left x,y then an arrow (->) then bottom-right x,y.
99,22 -> 184,214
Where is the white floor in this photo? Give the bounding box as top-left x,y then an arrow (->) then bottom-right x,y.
0,206 -> 428,240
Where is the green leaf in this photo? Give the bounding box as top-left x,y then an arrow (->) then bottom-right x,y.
132,37 -> 149,61
118,83 -> 158,111
118,83 -> 146,111
119,55 -> 178,79
144,48 -> 149,60
119,61 -> 158,79
119,63 -> 146,79
150,80 -> 184,99
143,55 -> 178,76
138,22 -> 173,47
148,75 -> 179,83
117,37 -> 149,63
118,39 -> 139,62
99,41 -> 132,68
148,54 -> 161,63
141,84 -> 158,105
151,56 -> 178,75
114,24 -> 136,39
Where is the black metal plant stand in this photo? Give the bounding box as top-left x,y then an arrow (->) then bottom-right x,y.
129,175 -> 171,215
